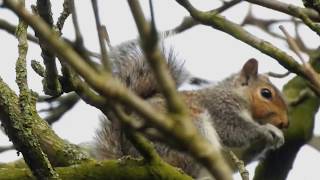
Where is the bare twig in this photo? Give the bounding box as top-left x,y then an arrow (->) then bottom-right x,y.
292,18 -> 309,53
41,93 -> 79,125
113,105 -> 161,162
69,0 -> 97,70
0,18 -> 38,43
128,0 -> 186,114
279,25 -> 306,64
91,0 -> 111,72
0,145 -> 14,153
70,0 -> 83,45
288,6 -> 320,36
228,151 -> 249,180
241,9 -> 310,53
165,0 -> 242,35
245,0 -> 320,22
175,0 -> 320,97
56,0 -> 71,32
279,25 -> 320,96
267,71 -> 291,78
0,18 -> 102,59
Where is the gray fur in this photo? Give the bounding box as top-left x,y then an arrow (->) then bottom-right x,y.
197,74 -> 284,150
109,40 -> 191,98
93,40 -> 286,178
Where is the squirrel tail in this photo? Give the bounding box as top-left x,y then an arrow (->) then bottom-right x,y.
93,116 -> 123,160
93,38 -> 209,160
109,39 -> 208,98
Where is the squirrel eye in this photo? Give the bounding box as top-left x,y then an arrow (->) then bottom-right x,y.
260,88 -> 272,100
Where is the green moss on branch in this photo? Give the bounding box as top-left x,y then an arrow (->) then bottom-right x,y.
0,159 -> 193,180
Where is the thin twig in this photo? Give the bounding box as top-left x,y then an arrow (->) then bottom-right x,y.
128,0 -> 187,115
289,6 -> 320,36
228,151 -> 249,180
41,93 -> 79,125
91,0 -> 111,72
279,25 -> 306,64
175,0 -> 320,97
113,105 -> 161,162
0,145 -> 14,153
267,71 -> 291,78
279,25 -> 320,96
165,0 -> 242,35
56,0 -> 71,32
70,0 -> 82,44
69,0 -> 97,70
245,0 -> 320,22
0,18 -> 38,43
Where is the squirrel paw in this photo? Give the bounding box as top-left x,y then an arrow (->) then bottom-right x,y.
262,124 -> 285,149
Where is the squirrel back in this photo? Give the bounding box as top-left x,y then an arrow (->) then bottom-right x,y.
93,40 -> 289,177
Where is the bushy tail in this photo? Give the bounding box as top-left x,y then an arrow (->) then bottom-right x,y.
109,39 -> 206,98
93,116 -> 123,160
93,39 -> 209,160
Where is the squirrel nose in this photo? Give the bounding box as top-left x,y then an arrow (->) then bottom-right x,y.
277,121 -> 289,129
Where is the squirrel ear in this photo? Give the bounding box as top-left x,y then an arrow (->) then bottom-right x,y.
239,58 -> 258,85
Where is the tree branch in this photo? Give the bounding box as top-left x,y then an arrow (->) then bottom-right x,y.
56,0 -> 71,32
0,18 -> 38,43
3,1 -> 232,179
91,0 -> 111,72
0,159 -> 193,180
175,0 -> 320,97
35,0 -> 62,97
245,0 -> 320,22
13,1 -> 60,178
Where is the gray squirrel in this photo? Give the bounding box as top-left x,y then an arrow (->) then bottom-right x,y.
92,39 -> 289,177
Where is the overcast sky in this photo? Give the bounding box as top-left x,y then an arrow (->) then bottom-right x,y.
0,1 -> 319,179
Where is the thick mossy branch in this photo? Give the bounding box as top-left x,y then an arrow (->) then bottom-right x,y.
0,77 -> 90,167
0,159 -> 193,180
253,54 -> 320,180
15,8 -> 60,179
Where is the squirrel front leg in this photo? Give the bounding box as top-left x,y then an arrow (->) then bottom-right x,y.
258,123 -> 284,149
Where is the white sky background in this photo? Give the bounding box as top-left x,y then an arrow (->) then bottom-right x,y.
0,0 -> 319,179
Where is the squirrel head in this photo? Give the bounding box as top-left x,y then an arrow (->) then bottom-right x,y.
238,58 -> 289,129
